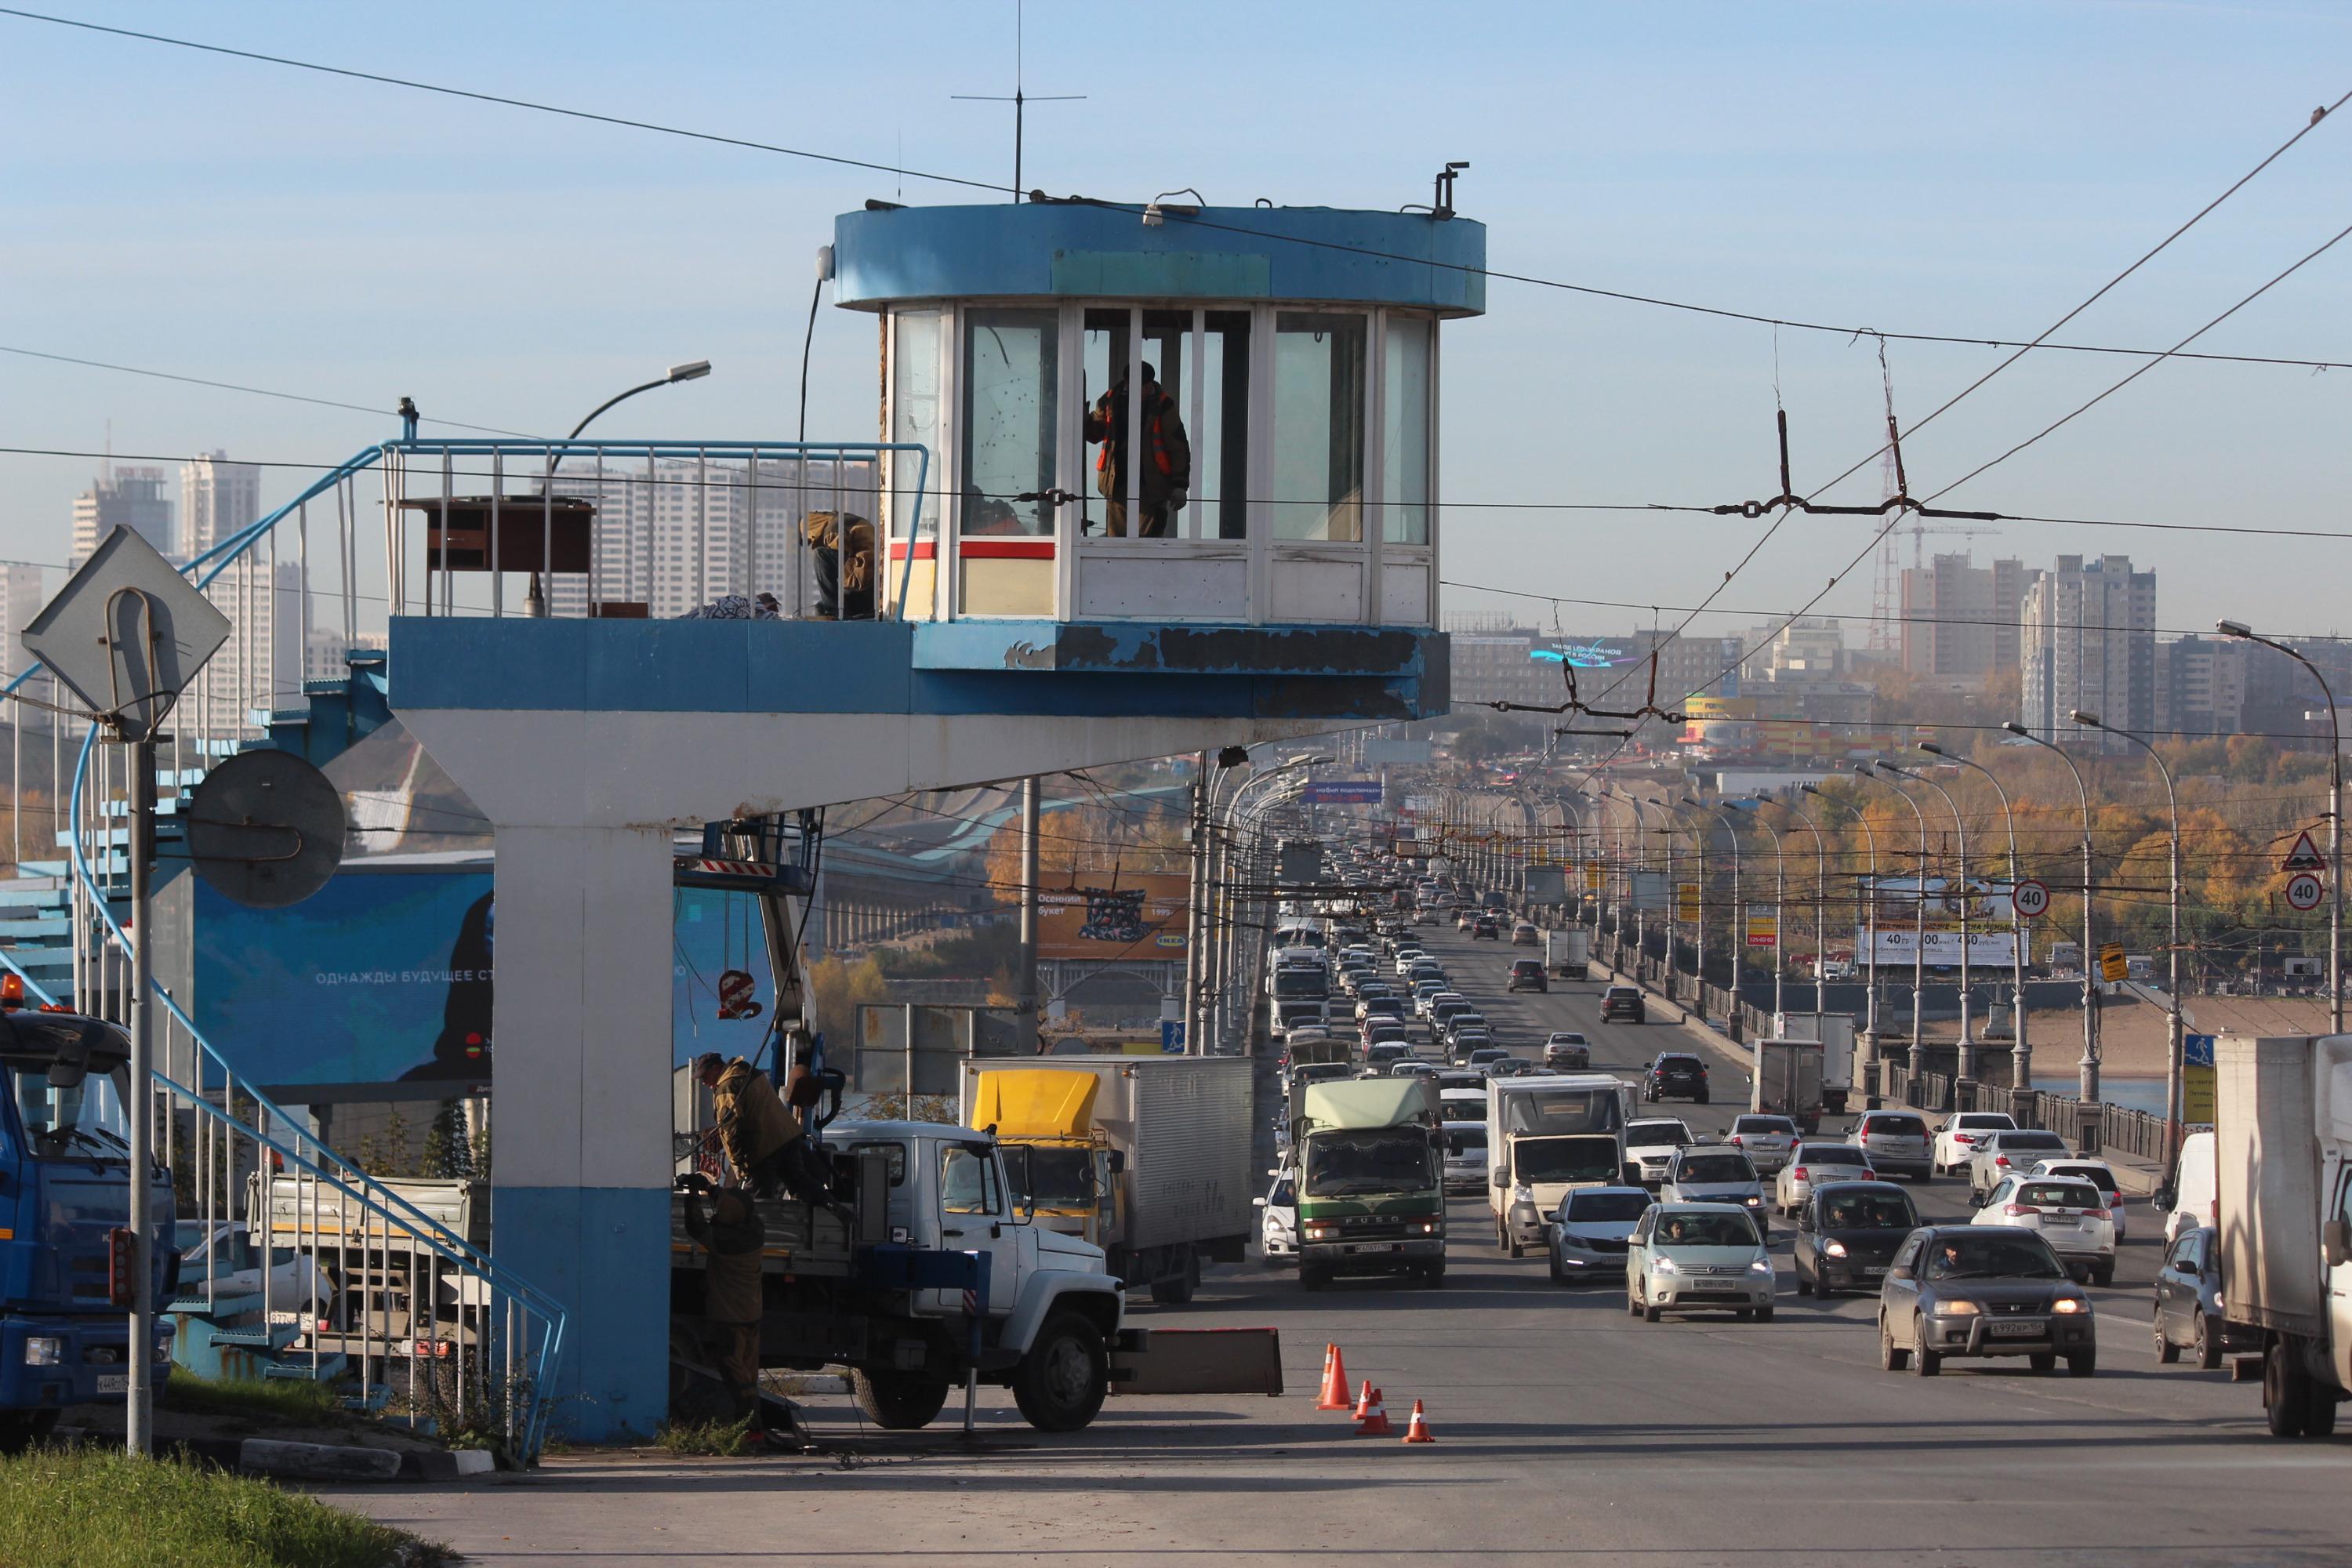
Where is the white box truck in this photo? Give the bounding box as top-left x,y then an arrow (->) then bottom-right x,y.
1753,1038 -> 1826,1134
2215,1033 -> 2352,1437
961,1056 -> 1255,1305
1488,1074 -> 1635,1256
1546,927 -> 1591,981
1775,1014 -> 1857,1113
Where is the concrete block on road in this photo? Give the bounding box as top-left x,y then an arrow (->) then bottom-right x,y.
239,1438 -> 404,1483
398,1446 -> 498,1479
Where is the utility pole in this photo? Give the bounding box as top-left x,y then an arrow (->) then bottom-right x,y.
1185,750 -> 1210,1055
1016,776 -> 1040,1050
126,732 -> 156,1456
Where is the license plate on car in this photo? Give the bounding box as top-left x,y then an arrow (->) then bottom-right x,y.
1689,1280 -> 1738,1292
96,1374 -> 128,1393
1348,1242 -> 1399,1254
1988,1320 -> 2042,1338
1864,1265 -> 1888,1276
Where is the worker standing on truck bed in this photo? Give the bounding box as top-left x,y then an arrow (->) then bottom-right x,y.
696,1052 -> 831,1203
678,1176 -> 768,1435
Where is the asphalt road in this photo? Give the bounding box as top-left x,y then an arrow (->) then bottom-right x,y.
327,924 -> 2352,1566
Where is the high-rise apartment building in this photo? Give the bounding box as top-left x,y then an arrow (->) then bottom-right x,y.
1900,553 -> 2027,681
70,466 -> 172,567
2018,554 -> 2157,752
2156,633 -> 2247,738
180,451 -> 263,560
176,453 -> 302,742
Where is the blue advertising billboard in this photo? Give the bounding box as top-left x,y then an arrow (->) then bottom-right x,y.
191,868 -> 778,1095
1300,779 -> 1384,806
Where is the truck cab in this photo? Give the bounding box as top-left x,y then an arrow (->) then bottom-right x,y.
1,1007 -> 176,1449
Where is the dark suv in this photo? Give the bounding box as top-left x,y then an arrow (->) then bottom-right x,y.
1507,958 -> 1548,993
1644,1052 -> 1710,1104
1600,985 -> 1646,1023
1472,914 -> 1501,940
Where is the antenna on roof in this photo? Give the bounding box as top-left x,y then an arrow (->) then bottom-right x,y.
952,0 -> 1085,199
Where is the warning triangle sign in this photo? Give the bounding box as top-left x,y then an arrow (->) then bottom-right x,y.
2281,830 -> 2328,873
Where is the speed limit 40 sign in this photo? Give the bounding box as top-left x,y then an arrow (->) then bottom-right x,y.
2012,878 -> 2052,920
2285,872 -> 2325,912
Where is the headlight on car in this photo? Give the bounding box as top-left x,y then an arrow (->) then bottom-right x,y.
2052,1296 -> 2089,1315
1822,1239 -> 1849,1258
1512,1185 -> 1534,1204
1940,1301 -> 1981,1316
24,1336 -> 64,1367
1650,1256 -> 1678,1274
1740,1194 -> 1762,1207
1748,1258 -> 1773,1275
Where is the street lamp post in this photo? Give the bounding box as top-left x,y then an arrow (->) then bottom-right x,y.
2073,710 -> 2183,1165
1882,761 -> 1974,1080
1857,764 -> 1928,1069
1924,743 -> 2031,1102
2219,619 -> 2343,1033
1806,783 -> 1880,1094
1689,797 -> 1744,1012
2005,721 -> 2100,1103
1779,794 -> 1831,1019
550,360 -> 714,618
1671,798 -> 1707,1011
1729,800 -> 1786,1025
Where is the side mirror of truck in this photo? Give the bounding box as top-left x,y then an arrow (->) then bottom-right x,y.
1621,1164 -> 1641,1187
1490,1169 -> 1508,1188
1108,1149 -> 1127,1175
46,1022 -> 96,1089
2325,1218 -> 2351,1269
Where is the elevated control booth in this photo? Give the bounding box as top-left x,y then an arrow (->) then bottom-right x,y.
832,198 -> 1484,628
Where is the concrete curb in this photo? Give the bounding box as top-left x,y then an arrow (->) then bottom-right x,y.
398,1446 -> 498,1479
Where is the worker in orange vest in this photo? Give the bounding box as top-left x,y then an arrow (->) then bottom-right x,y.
1083,361 -> 1192,538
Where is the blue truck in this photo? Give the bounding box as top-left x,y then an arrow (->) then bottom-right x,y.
2,1002 -> 176,1450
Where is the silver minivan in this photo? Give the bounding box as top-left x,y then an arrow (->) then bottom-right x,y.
1443,1123 -> 1490,1194
1853,1109 -> 1934,1181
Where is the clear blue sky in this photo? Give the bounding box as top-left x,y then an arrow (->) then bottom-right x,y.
2,1 -> 2347,641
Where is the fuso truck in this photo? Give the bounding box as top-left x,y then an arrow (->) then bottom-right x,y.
1753,1038 -> 1826,1133
1488,1073 -> 1632,1255
2215,1033 -> 2352,1437
960,1057 -> 1254,1305
1290,1079 -> 1445,1290
2,1007 -> 176,1450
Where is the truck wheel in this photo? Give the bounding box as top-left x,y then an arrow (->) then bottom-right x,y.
851,1369 -> 950,1432
1419,1262 -> 1446,1289
1149,1248 -> 1199,1305
1013,1312 -> 1109,1433
2265,1341 -> 2314,1437
2307,1394 -> 2339,1437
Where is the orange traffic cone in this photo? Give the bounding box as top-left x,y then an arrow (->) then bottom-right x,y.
1401,1399 -> 1435,1443
1316,1345 -> 1352,1410
1354,1386 -> 1392,1437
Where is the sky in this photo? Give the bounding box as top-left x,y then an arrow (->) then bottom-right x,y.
2,0 -> 2348,645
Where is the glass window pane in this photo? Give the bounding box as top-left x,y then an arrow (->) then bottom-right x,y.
1080,310 -> 1192,539
1272,312 -> 1366,542
891,310 -> 942,542
1383,316 -> 1431,545
961,307 -> 1058,536
1077,308 -> 1127,537
1141,310 -> 1192,539
1200,311 -> 1250,541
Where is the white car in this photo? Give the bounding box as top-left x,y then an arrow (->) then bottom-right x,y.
1933,1111 -> 2017,1174
1626,1203 -> 1775,1321
1255,1171 -> 1298,1263
1971,1174 -> 2116,1286
1851,1109 -> 1934,1181
176,1221 -> 335,1315
1726,1113 -> 1799,1174
1661,1146 -> 1769,1235
1774,1142 -> 1875,1215
2031,1159 -> 2130,1242
1548,1185 -> 1653,1285
1625,1118 -> 1693,1187
1965,1129 -> 2074,1204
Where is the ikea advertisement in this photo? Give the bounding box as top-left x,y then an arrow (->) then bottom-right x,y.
192,869 -> 775,1096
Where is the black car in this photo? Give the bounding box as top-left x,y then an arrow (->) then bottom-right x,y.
1877,1226 -> 2096,1377
1507,958 -> 1548,993
1600,985 -> 1646,1023
1472,915 -> 1501,940
1792,1181 -> 1921,1298
1643,1052 -> 1709,1104
2153,1224 -> 2256,1370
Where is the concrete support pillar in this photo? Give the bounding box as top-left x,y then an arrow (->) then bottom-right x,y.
490,825 -> 676,1441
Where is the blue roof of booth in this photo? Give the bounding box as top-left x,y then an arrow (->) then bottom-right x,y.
832,202 -> 1485,317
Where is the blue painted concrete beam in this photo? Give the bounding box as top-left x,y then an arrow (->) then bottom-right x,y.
388,619 -> 1450,724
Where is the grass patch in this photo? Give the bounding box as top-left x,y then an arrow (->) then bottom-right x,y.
160,1369 -> 347,1427
0,1447 -> 437,1568
654,1416 -> 754,1456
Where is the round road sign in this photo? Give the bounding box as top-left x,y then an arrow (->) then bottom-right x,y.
2012,878 -> 2052,920
2286,872 -> 2325,912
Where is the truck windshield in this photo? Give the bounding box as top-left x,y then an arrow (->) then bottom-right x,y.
1513,1136 -> 1621,1184
1303,1128 -> 1433,1197
1014,1146 -> 1097,1210
1501,1088 -> 1621,1135
1273,972 -> 1329,999
4,1057 -> 132,1157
